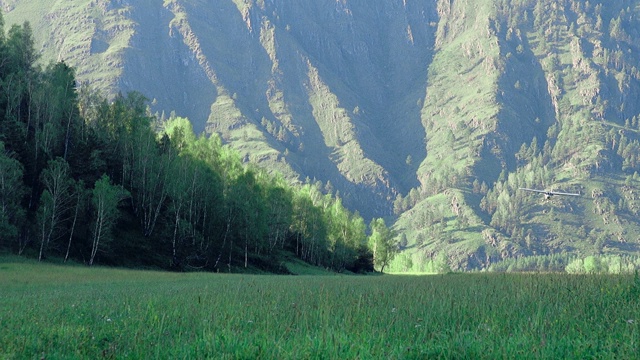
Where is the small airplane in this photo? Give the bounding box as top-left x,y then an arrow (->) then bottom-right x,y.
519,188 -> 581,200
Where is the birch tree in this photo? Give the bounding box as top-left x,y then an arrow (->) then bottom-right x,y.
166,153 -> 193,267
64,180 -> 85,262
129,127 -> 169,237
236,170 -> 267,268
262,175 -> 293,252
37,158 -> 74,261
369,218 -> 398,273
89,174 -> 129,266
163,117 -> 224,268
0,141 -> 25,250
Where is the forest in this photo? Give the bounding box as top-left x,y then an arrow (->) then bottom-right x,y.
0,14 -> 398,273
4,0 -> 640,273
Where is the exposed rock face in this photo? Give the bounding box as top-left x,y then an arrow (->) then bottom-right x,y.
5,0 -> 640,269
0,1 -> 459,219
34,0 -> 439,219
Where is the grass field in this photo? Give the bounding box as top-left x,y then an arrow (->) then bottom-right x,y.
1,257 -> 639,359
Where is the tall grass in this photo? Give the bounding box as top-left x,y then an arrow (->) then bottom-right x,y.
1,257 -> 638,359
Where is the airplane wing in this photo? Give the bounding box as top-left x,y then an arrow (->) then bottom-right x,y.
519,188 -> 580,197
547,190 -> 581,197
518,188 -> 548,194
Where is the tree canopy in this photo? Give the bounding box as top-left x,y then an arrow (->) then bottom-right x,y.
0,17 -> 377,273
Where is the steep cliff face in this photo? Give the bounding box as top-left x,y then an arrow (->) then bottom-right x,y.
150,0 -> 442,217
2,0 -> 438,217
4,0 -> 640,270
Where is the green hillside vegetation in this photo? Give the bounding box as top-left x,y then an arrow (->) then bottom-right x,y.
0,15 -> 404,273
2,0 -> 436,220
4,0 -> 640,271
391,0 -> 640,271
2,258 -> 640,358
1,0 -> 134,95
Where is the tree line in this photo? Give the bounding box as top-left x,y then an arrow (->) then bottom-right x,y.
0,16 -> 398,273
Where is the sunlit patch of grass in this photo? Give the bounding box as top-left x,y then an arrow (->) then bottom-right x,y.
1,258 -> 639,358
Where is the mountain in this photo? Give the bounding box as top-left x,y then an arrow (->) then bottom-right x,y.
4,0 -> 640,271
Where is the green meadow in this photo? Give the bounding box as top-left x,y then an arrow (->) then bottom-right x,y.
1,258 -> 639,359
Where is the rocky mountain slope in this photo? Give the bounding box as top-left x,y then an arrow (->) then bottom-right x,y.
4,0 -> 640,270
